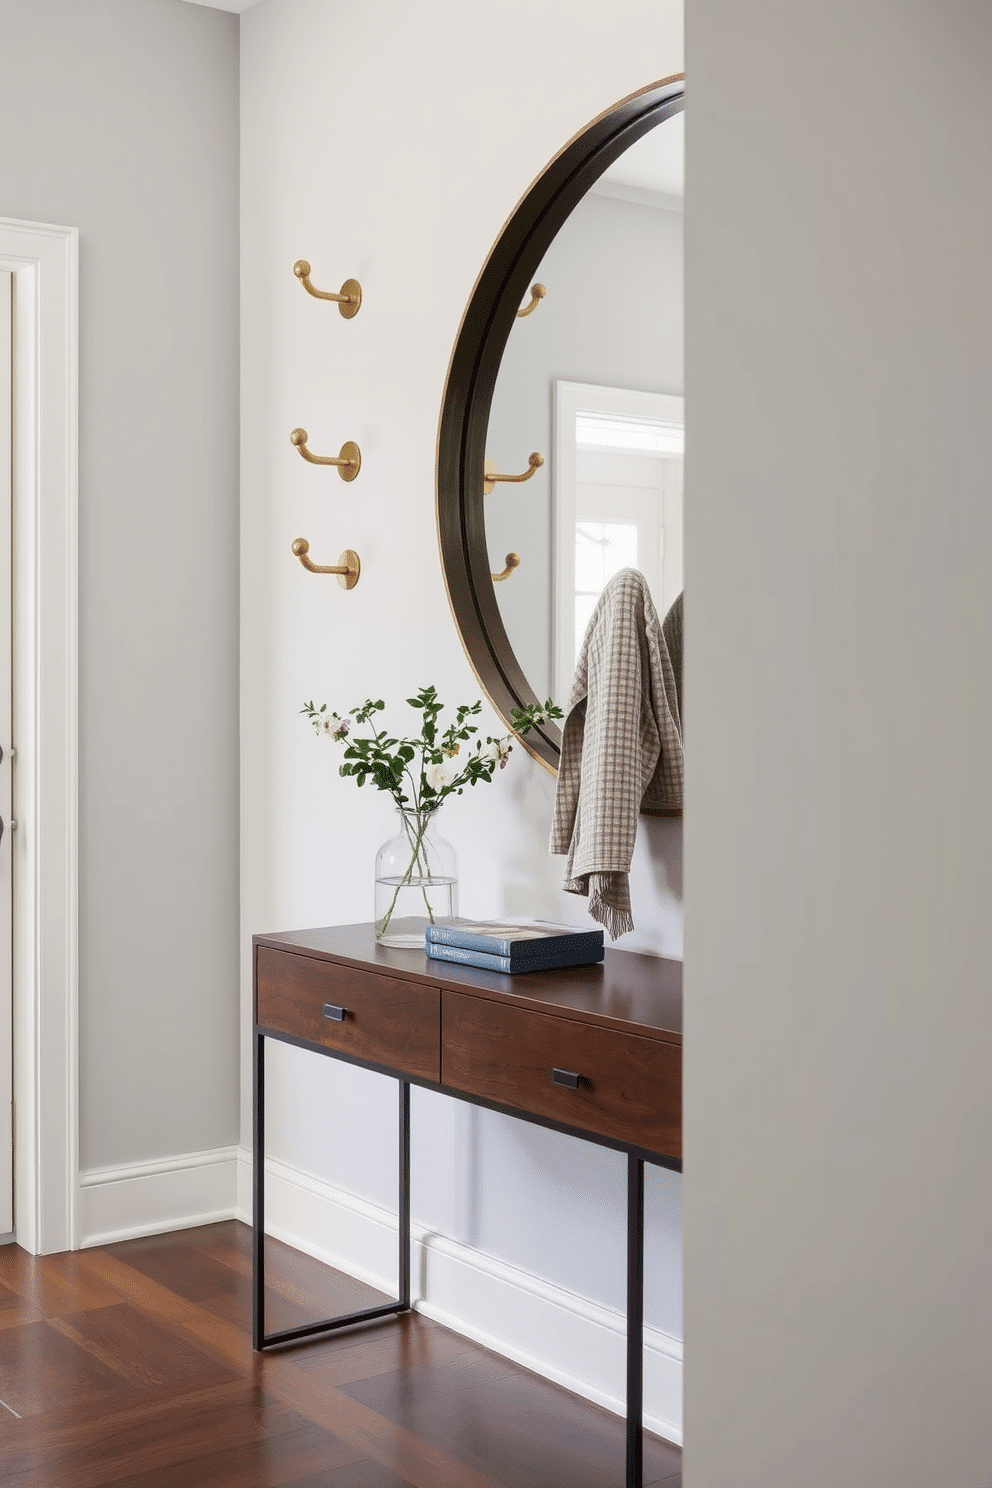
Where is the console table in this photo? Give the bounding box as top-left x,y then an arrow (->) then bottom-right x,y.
252,922 -> 682,1488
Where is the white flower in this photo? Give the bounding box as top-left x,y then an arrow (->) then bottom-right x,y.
428,761 -> 452,790
484,738 -> 513,769
320,713 -> 350,741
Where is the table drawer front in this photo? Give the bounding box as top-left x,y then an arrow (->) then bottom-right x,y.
256,948 -> 440,1081
441,991 -> 680,1158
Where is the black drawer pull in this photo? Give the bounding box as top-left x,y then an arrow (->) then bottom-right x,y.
551,1067 -> 580,1090
323,1004 -> 348,1022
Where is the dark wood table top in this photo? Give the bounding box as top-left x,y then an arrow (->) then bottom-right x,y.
254,922 -> 682,1048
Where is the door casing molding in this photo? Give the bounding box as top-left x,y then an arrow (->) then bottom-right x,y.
0,218 -> 79,1255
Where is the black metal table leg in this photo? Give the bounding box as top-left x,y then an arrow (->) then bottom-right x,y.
626,1153 -> 645,1488
399,1080 -> 411,1308
252,1029 -> 265,1351
253,1049 -> 413,1351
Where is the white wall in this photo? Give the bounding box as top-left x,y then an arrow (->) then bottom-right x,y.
684,3 -> 992,1483
0,0 -> 240,1174
241,0 -> 684,1436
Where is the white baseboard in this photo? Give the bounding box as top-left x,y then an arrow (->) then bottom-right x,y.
235,1145 -> 683,1445
78,1145 -> 239,1248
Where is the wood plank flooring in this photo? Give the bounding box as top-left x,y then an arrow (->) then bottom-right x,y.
0,1222 -> 682,1487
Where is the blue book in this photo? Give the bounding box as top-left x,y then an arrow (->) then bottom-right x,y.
425,939 -> 605,976
425,917 -> 604,965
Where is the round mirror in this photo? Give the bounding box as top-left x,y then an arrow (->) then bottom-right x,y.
437,76 -> 684,775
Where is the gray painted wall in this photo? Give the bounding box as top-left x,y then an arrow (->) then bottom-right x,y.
684,3 -> 992,1482
0,0 -> 240,1168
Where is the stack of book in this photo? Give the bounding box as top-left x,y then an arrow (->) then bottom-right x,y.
424,918 -> 604,975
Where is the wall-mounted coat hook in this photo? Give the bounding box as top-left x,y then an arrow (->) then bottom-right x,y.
491,552 -> 521,583
293,260 -> 362,318
483,452 -> 543,495
290,428 -> 362,481
291,538 -> 361,589
516,283 -> 546,318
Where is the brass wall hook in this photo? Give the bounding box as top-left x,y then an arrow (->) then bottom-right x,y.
483,452 -> 544,495
292,539 -> 361,589
290,428 -> 362,481
491,552 -> 521,583
293,260 -> 362,318
516,283 -> 546,318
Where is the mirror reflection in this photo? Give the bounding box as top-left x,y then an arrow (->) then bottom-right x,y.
485,111 -> 684,706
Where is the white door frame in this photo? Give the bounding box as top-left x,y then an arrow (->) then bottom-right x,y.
0,219 -> 79,1255
1,269 -> 13,1238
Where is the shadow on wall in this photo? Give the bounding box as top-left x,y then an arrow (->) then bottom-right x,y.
642,815 -> 683,905
502,766 -> 567,919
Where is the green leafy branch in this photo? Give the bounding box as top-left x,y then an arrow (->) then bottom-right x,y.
300,686 -> 564,814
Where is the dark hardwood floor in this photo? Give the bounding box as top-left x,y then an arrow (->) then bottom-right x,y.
0,1221 -> 682,1487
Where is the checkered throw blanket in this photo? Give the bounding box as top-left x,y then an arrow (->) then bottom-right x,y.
550,570 -> 684,938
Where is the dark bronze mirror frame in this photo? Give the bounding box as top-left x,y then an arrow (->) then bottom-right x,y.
436,75 -> 685,775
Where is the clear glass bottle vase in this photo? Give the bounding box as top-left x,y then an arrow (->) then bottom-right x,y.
374,806 -> 458,948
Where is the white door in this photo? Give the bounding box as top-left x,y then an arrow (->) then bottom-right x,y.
0,270 -> 13,1237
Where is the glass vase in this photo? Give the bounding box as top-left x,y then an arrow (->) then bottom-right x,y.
374,806 -> 458,948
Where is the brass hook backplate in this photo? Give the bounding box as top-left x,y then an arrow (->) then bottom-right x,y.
293,260 -> 362,318
483,452 -> 544,495
292,539 -> 361,589
290,428 -> 362,481
516,283 -> 546,318
491,552 -> 521,583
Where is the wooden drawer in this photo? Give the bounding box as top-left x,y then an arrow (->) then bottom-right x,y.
256,947 -> 440,1082
441,990 -> 680,1159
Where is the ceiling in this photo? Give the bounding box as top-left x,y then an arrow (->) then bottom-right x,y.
181,0 -> 261,13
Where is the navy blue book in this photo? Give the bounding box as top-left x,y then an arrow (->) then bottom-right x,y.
425,917 -> 604,965
425,939 -> 605,976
